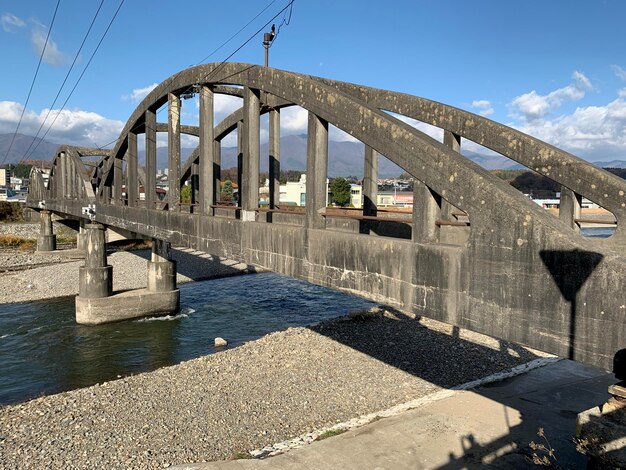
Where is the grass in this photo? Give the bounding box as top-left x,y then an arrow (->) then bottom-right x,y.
0,234 -> 35,250
316,428 -> 347,441
230,450 -> 254,460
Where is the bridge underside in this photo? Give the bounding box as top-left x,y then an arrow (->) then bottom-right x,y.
27,63 -> 626,371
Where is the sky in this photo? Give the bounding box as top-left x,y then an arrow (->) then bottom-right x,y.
1,0 -> 626,163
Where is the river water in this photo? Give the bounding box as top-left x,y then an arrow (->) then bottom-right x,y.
0,272 -> 375,406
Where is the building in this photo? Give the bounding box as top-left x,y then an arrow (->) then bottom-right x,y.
278,174 -> 329,207
0,168 -> 11,186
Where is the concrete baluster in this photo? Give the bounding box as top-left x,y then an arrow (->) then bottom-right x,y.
269,108 -> 281,211
127,132 -> 138,207
442,130 -> 461,220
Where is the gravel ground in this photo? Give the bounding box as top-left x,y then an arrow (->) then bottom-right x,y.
0,247 -> 255,304
0,309 -> 550,469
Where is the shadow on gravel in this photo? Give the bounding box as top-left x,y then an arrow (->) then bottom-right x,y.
310,309 -> 615,469
120,248 -> 258,282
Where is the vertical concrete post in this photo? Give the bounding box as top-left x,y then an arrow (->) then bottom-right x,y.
412,180 -> 442,243
560,186 -> 582,232
36,210 -> 57,251
242,87 -> 260,221
191,161 -> 199,206
305,112 -> 328,230
77,218 -> 87,251
147,239 -> 177,292
145,108 -> 157,209
113,157 -> 122,205
168,93 -> 181,210
78,223 -> 112,298
61,153 -> 69,199
127,132 -> 138,207
199,85 -> 215,215
237,122 -> 243,207
442,130 -> 461,219
269,108 -> 281,209
363,145 -> 378,217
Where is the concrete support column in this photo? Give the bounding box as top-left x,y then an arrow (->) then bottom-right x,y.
78,223 -> 112,299
168,93 -> 181,210
36,210 -> 56,251
442,130 -> 461,219
145,108 -> 157,209
199,85 -> 215,215
412,180 -> 442,243
363,145 -> 378,217
77,218 -> 87,251
147,239 -> 177,292
242,87 -> 260,221
237,122 -> 243,207
113,157 -> 122,205
127,132 -> 138,207
560,186 -> 582,232
214,140 -> 221,207
305,112 -> 328,230
191,161 -> 199,206
269,109 -> 281,209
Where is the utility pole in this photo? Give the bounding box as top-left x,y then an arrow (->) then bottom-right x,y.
263,24 -> 276,67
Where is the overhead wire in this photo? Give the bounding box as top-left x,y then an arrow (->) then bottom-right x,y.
25,0 -> 125,160
94,0 -> 295,151
2,0 -> 61,166
20,0 -> 106,161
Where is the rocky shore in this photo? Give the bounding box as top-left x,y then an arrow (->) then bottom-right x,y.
0,226 -> 554,469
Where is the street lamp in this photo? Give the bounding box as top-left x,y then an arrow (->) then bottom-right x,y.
263,24 -> 276,67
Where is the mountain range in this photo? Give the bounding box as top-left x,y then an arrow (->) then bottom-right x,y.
2,133 -> 625,177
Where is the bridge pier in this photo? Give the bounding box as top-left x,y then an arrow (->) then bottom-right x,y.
75,225 -> 179,325
36,210 -> 57,252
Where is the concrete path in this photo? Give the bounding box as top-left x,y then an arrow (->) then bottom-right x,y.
177,360 -> 615,470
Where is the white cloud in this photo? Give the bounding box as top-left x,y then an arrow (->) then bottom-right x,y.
612,65 -> 626,81
511,89 -> 626,161
510,71 -> 593,122
30,28 -> 66,66
0,101 -> 124,149
471,99 -> 494,116
1,13 -> 25,32
122,83 -> 158,102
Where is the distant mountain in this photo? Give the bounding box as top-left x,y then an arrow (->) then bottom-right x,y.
6,132 -> 625,177
0,133 -> 61,164
589,160 -> 626,169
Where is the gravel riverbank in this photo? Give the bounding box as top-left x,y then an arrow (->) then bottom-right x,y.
0,305 -> 552,469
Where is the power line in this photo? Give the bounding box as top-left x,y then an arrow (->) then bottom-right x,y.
2,0 -> 61,166
26,0 -> 125,160
20,0 -> 106,161
94,0 -> 295,151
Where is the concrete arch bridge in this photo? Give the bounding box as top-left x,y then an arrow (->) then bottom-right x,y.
26,63 -> 626,371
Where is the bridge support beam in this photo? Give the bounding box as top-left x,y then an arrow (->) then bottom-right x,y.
269,108 -> 280,211
36,210 -> 57,252
168,93 -> 181,210
75,225 -> 179,325
412,181 -> 441,243
242,87 -> 260,221
306,112 -> 328,230
199,85 -> 215,215
560,186 -> 582,232
145,108 -> 157,209
127,132 -> 138,207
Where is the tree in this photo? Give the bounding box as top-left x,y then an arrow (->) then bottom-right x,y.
330,177 -> 351,207
221,179 -> 234,203
180,184 -> 192,204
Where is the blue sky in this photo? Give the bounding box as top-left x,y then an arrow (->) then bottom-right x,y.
1,0 -> 626,162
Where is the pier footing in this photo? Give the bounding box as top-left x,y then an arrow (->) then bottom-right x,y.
75,288 -> 180,325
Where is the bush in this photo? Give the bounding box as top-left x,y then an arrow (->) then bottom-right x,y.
0,202 -> 24,222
